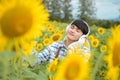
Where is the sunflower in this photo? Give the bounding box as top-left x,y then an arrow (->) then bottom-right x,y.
48,26 -> 54,33
47,58 -> 59,80
106,25 -> 120,80
97,27 -> 105,35
100,45 -> 107,53
50,33 -> 62,42
99,71 -> 106,77
36,43 -> 43,51
55,53 -> 90,80
0,0 -> 49,53
91,38 -> 99,48
88,35 -> 94,42
47,58 -> 58,73
43,38 -> 51,46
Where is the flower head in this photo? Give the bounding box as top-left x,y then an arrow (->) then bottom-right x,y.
0,0 -> 49,53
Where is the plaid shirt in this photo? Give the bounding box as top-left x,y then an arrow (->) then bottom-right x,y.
32,39 -> 91,66
33,40 -> 67,66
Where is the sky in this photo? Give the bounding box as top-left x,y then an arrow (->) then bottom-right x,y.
71,0 -> 120,20
95,0 -> 120,19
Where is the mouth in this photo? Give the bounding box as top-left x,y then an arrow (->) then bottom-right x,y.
68,32 -> 74,36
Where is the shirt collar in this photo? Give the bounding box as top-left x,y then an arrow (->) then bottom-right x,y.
60,40 -> 67,49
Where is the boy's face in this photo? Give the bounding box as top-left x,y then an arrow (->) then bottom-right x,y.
67,25 -> 83,41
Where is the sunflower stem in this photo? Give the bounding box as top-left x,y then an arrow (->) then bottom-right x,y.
91,52 -> 105,80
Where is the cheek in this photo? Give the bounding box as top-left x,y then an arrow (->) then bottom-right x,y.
75,33 -> 83,39
67,34 -> 80,41
75,35 -> 80,40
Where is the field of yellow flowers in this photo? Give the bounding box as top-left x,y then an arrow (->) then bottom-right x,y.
0,0 -> 120,80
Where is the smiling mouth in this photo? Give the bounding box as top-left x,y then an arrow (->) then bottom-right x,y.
69,32 -> 74,36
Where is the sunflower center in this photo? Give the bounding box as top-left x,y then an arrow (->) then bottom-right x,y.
1,6 -> 33,38
102,47 -> 105,50
65,63 -> 80,80
37,44 -> 43,51
112,42 -> 120,67
99,30 -> 103,33
93,41 -> 97,45
52,35 -> 60,41
45,39 -> 49,44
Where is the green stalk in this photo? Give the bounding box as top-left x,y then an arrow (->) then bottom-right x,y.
91,52 -> 105,80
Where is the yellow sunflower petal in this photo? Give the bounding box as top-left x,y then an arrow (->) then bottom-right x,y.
55,53 -> 90,80
0,0 -> 49,53
106,25 -> 120,80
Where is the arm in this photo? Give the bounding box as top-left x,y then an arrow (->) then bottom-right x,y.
32,42 -> 59,66
32,44 -> 53,66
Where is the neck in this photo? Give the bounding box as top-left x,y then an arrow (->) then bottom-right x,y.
65,39 -> 76,48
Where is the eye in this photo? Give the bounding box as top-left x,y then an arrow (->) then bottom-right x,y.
77,30 -> 80,32
70,25 -> 74,29
76,29 -> 81,33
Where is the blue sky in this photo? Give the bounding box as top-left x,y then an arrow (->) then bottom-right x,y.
71,0 -> 120,19
95,0 -> 120,19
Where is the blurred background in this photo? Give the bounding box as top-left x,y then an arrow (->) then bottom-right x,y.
0,0 -> 120,80
43,0 -> 120,28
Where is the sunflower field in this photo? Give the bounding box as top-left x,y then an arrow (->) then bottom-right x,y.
0,0 -> 120,80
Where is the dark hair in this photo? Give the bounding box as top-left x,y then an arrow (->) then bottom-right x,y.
71,20 -> 89,34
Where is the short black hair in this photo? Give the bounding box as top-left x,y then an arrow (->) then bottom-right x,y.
71,20 -> 89,34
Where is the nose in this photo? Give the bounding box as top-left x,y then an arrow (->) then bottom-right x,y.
70,28 -> 76,33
